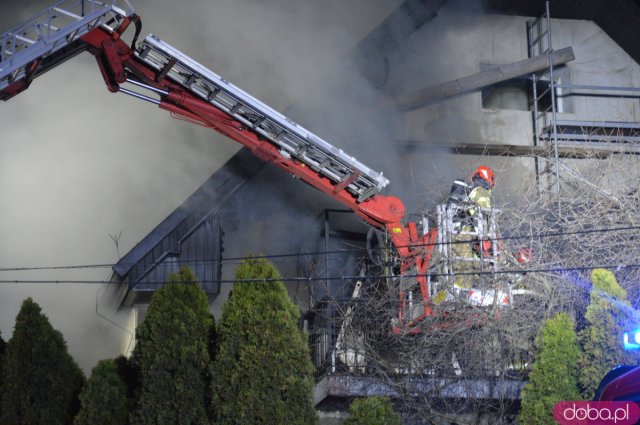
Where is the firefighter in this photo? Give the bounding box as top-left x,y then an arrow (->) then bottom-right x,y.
449,166 -> 496,290
448,165 -> 495,229
468,165 -> 494,211
449,165 -> 495,206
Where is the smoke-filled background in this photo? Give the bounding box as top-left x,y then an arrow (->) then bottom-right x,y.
0,0 -> 444,371
4,0 -> 616,371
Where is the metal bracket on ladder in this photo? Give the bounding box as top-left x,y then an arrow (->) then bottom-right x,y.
133,34 -> 389,202
0,0 -> 134,93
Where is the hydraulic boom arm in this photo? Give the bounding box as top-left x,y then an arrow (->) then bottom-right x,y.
1,1 -> 437,332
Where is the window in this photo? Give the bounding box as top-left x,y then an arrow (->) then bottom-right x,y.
480,64 -> 572,112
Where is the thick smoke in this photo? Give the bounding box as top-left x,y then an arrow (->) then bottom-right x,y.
0,0 -> 408,371
0,0 -> 548,371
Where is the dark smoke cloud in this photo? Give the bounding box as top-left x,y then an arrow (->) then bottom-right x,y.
0,0 -> 405,371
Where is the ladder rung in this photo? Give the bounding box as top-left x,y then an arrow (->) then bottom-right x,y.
52,7 -> 82,20
529,16 -> 542,29
334,171 -> 360,194
156,57 -> 177,82
42,23 -> 60,32
451,257 -> 497,264
15,34 -> 36,45
318,158 -> 331,170
229,103 -> 242,114
535,87 -> 551,101
530,31 -> 548,47
138,45 -> 151,59
184,74 -> 196,86
453,231 -> 479,236
207,87 -> 221,101
252,116 -> 265,129
358,186 -> 378,202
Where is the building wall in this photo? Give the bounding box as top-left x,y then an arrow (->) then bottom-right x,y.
386,9 -> 640,203
109,10 -> 640,369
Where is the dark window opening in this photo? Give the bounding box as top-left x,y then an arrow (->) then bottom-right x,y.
481,78 -> 531,111
480,65 -> 572,112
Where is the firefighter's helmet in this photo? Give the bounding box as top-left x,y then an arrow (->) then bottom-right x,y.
516,247 -> 533,264
472,166 -> 495,189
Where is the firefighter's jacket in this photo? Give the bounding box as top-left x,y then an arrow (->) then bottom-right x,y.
452,187 -> 492,288
467,187 -> 492,213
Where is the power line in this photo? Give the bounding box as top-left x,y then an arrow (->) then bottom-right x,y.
0,264 -> 115,272
0,261 -> 638,285
1,223 -> 639,273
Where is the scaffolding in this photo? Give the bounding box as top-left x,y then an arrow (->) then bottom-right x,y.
527,1 -> 561,200
527,1 -> 640,210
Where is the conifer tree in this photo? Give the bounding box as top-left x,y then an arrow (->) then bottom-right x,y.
212,257 -> 317,425
0,330 -> 5,374
578,269 -> 638,398
1,298 -> 85,425
74,359 -> 129,425
114,355 -> 138,410
518,312 -> 580,425
130,267 -> 213,425
344,396 -> 402,425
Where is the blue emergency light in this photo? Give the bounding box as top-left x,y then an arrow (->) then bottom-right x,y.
623,329 -> 640,350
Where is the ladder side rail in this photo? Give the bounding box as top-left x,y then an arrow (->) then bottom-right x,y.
544,0 -> 562,203
434,205 -> 443,293
1,1 -> 133,90
138,48 -> 378,202
1,0 -> 133,36
442,204 -> 453,287
489,207 -> 499,273
2,8 -> 108,78
2,6 -> 118,74
0,0 -> 101,54
446,205 -> 456,281
527,15 -> 547,194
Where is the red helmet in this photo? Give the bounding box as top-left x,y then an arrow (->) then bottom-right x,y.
516,247 -> 533,264
472,166 -> 495,188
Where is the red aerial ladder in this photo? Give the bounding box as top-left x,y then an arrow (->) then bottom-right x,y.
1,0 -> 499,334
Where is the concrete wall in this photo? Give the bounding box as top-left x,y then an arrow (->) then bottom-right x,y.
385,5 -> 640,204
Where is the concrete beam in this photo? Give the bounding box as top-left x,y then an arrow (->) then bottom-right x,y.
398,47 -> 575,111
401,142 -> 621,158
